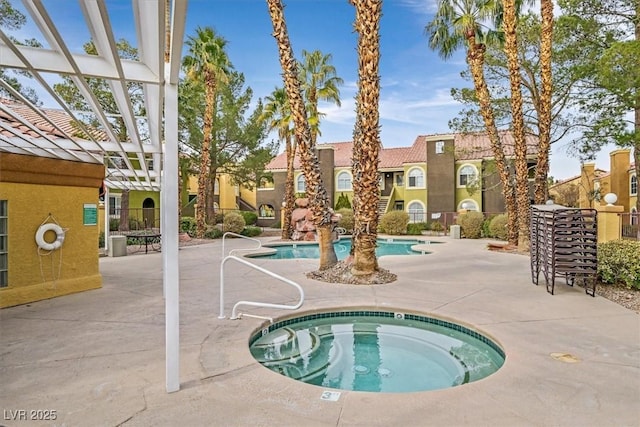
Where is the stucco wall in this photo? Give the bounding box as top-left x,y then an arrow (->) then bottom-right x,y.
0,153 -> 103,308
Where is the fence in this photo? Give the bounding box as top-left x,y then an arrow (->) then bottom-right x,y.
109,207 -> 161,235
620,212 -> 639,240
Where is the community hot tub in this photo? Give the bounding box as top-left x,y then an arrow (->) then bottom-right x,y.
249,309 -> 505,393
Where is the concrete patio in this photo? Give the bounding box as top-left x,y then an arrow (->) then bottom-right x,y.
1,236 -> 639,426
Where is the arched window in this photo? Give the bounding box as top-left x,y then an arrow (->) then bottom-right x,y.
407,201 -> 425,223
458,199 -> 479,211
296,174 -> 306,193
407,168 -> 424,188
337,171 -> 352,191
458,164 -> 478,187
631,174 -> 637,196
259,204 -> 275,219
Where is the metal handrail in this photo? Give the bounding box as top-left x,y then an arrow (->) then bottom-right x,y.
218,255 -> 305,320
221,231 -> 262,257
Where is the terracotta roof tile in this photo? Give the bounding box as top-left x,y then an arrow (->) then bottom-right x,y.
265,130 -> 537,171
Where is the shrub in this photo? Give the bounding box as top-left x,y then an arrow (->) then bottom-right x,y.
379,211 -> 409,235
109,218 -> 119,231
482,215 -> 496,237
335,193 -> 352,210
214,212 -> 225,224
222,211 -> 246,234
205,226 -> 223,239
337,208 -> 354,233
456,211 -> 484,239
407,222 -> 428,235
180,216 -> 197,236
597,240 -> 640,289
430,221 -> 444,232
241,226 -> 262,237
240,211 -> 258,226
98,232 -> 105,248
489,214 -> 509,240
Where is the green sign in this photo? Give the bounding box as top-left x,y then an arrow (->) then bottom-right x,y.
83,203 -> 98,226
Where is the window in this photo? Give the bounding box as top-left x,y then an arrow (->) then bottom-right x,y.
458,165 -> 477,187
631,208 -> 638,225
631,174 -> 637,196
458,199 -> 479,211
337,171 -> 352,191
435,140 -> 444,154
407,201 -> 425,223
395,173 -> 404,187
394,201 -> 404,211
0,200 -> 7,288
259,204 -> 275,218
407,168 -> 424,188
214,179 -> 220,195
379,174 -> 385,191
108,195 -> 121,216
296,174 -> 306,192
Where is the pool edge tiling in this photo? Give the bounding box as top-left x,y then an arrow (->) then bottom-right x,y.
249,308 -> 506,393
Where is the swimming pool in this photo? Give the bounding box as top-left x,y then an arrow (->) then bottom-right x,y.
252,238 -> 436,260
249,310 -> 505,393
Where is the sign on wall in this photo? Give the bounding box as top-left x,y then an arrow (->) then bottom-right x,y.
83,203 -> 98,226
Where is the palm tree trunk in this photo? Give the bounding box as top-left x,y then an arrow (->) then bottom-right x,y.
534,0 -> 554,205
267,0 -> 337,270
467,43 -> 518,245
503,0 -> 530,250
351,0 -> 382,275
196,72 -> 216,239
282,134 -> 295,240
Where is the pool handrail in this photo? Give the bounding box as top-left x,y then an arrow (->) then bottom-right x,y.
219,255 -> 305,320
221,231 -> 262,257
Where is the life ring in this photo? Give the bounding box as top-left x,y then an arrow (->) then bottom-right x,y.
35,223 -> 65,251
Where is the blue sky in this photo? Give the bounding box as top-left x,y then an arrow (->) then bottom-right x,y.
8,0 -> 618,180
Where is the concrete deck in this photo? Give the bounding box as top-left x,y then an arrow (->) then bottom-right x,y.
2,236 -> 639,426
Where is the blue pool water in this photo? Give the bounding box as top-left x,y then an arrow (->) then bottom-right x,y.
253,238 -> 436,260
250,310 -> 505,393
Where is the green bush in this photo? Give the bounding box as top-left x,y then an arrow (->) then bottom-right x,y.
335,193 -> 352,210
430,221 -> 444,232
205,226 -> 223,239
597,240 -> 640,289
98,232 -> 105,248
456,211 -> 485,239
407,222 -> 428,235
223,211 -> 246,234
240,211 -> 258,225
180,216 -> 197,236
379,211 -> 409,235
214,212 -> 225,224
109,218 -> 119,232
241,226 -> 262,237
489,214 -> 509,240
337,208 -> 354,233
482,214 -> 496,237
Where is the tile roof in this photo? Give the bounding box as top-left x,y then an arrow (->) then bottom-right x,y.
0,98 -> 107,141
265,130 -> 538,170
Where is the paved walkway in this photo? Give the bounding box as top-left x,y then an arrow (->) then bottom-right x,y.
2,236 -> 639,426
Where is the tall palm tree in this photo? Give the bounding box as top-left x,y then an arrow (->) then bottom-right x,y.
299,50 -> 344,147
502,0 -> 531,249
182,27 -> 231,239
262,87 -> 296,239
534,0 -> 554,204
426,0 -> 519,245
266,0 -> 338,270
349,0 -> 383,276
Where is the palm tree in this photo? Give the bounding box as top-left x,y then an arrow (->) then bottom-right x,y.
349,0 -> 383,276
266,0 -> 338,270
534,0 -> 553,204
262,87 -> 296,239
502,0 -> 531,249
299,50 -> 344,147
426,0 -> 519,245
182,27 -> 231,239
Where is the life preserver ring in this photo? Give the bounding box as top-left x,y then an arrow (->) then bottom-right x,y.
35,223 -> 65,251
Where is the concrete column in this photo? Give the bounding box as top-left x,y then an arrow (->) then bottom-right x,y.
595,204 -> 624,243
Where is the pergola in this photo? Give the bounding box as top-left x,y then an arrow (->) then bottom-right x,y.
0,0 -> 188,392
